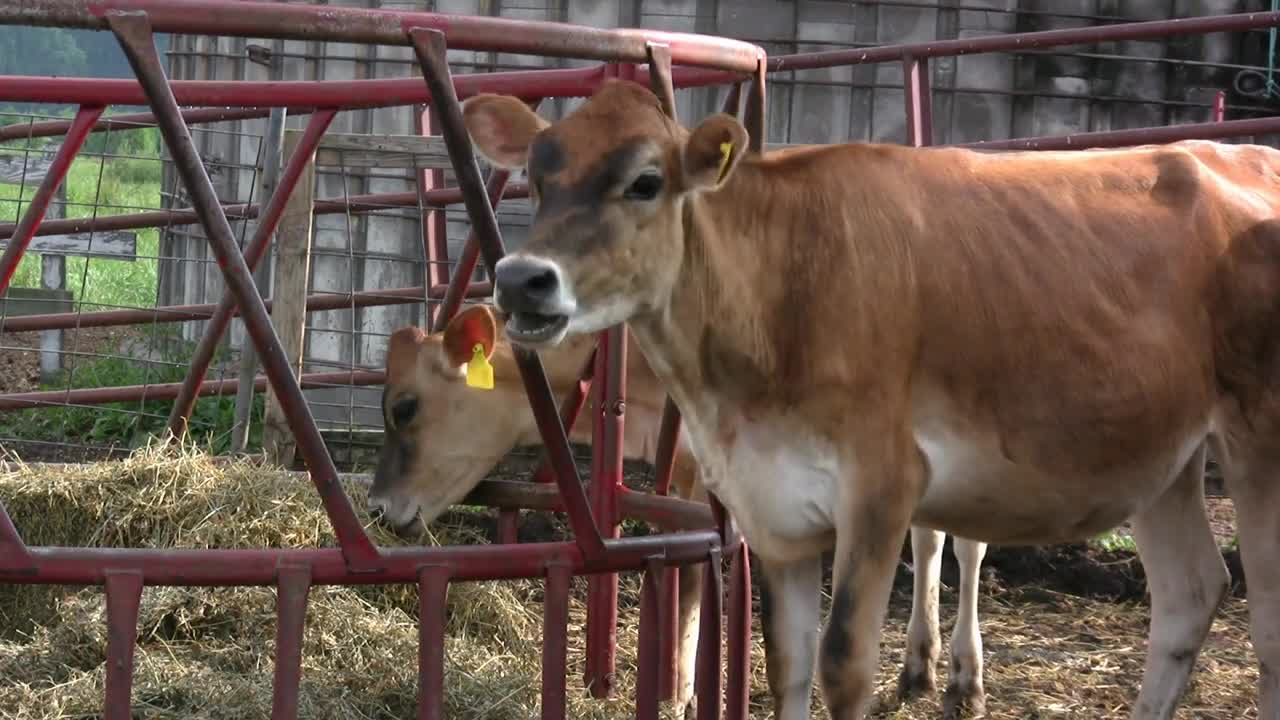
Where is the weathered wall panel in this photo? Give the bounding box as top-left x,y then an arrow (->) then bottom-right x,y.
160,0 -> 1256,430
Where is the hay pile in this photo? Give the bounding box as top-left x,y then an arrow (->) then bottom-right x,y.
0,446 -> 1263,719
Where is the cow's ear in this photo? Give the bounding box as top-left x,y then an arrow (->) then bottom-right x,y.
461,94 -> 548,169
681,113 -> 749,192
441,305 -> 497,368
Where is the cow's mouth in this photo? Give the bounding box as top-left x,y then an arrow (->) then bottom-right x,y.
505,311 -> 569,345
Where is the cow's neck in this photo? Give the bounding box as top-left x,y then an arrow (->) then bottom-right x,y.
629,159 -> 787,448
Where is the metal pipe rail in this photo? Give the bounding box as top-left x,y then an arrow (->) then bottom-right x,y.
1,5 -> 1276,719
0,5 -> 767,719
0,0 -> 764,71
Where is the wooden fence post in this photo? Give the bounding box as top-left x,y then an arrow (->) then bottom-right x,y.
261,128 -> 316,467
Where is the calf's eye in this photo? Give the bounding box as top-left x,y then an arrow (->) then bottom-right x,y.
390,396 -> 418,427
624,172 -> 663,201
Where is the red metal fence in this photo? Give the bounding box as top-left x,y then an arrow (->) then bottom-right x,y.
2,2 -> 1280,718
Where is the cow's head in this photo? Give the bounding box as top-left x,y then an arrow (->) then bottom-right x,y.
367,305 -> 533,532
463,79 -> 749,349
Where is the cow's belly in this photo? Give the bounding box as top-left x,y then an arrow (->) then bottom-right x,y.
691,421 -> 840,563
911,419 -> 1208,545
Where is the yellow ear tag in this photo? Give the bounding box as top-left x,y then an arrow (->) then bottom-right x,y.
717,141 -> 734,183
465,343 -> 494,390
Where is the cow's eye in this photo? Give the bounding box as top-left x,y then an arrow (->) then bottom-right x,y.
624,172 -> 663,201
390,396 -> 418,428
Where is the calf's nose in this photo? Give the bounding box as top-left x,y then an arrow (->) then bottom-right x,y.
494,255 -> 563,313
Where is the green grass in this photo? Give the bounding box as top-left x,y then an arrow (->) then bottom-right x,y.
0,125 -> 256,451
0,330 -> 263,454
1,126 -> 163,310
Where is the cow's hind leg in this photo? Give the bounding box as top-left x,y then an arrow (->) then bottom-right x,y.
672,560 -> 702,716
1218,443 -> 1280,718
759,554 -> 823,720
669,456 -> 704,716
899,527 -> 944,701
943,537 -> 989,720
1129,444 -> 1229,720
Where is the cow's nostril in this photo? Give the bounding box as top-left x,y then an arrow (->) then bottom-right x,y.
526,269 -> 557,294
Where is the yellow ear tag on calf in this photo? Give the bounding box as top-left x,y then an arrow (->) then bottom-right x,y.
717,141 -> 734,183
466,343 -> 494,390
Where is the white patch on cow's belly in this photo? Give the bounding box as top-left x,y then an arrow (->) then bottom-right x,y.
690,419 -> 840,561
911,419 -> 1209,545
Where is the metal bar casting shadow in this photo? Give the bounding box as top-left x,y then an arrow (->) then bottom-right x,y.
904,56 -> 933,148
585,327 -> 626,697
165,107 -> 338,438
103,570 -> 143,720
408,26 -> 605,560
270,564 -> 311,720
725,545 -> 752,720
417,566 -> 450,720
432,167 -> 511,330
635,559 -> 664,720
695,550 -> 724,720
541,563 -> 572,720
107,10 -> 381,571
0,104 -> 104,294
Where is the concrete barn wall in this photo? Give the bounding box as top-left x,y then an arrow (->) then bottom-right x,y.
158,0 -> 1268,430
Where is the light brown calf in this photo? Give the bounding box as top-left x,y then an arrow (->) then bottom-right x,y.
465,79 -> 1280,720
369,304 -> 995,717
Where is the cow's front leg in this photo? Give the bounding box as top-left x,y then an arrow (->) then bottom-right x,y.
759,552 -> 823,720
821,430 -> 922,719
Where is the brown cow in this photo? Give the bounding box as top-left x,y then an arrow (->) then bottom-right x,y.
368,304 -> 993,716
463,78 -> 1280,719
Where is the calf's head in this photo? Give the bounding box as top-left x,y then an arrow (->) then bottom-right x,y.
462,79 -> 749,348
367,305 -> 530,532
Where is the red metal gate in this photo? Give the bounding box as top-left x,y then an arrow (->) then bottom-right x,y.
5,4 -> 1280,719
0,3 -> 765,718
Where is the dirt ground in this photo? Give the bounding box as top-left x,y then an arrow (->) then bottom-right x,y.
0,326 -> 134,394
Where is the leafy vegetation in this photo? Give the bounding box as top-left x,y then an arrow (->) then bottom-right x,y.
0,110 -> 243,451
1,123 -> 164,310
0,329 -> 263,454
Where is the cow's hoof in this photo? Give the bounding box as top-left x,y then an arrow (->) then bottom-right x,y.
942,680 -> 987,719
896,663 -> 938,702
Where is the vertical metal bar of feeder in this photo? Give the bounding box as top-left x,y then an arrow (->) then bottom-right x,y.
694,549 -> 724,720
408,26 -> 604,560
542,562 -> 572,720
1213,90 -> 1226,122
904,55 -> 933,148
646,43 -> 678,118
586,327 -> 625,697
435,97 -> 540,333
0,104 -> 103,295
635,559 -> 664,720
417,104 -> 448,331
165,108 -> 337,440
724,545 -> 752,720
103,570 -> 143,720
719,80 -> 743,119
743,60 -> 767,154
233,104 -> 287,454
418,565 -> 450,720
270,564 -> 311,720
434,168 -> 510,329
106,13 -> 381,570
657,557 -> 680,702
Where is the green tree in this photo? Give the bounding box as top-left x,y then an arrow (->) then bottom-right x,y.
0,27 -> 88,77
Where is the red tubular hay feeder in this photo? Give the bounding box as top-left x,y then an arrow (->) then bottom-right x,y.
3,2 -> 1275,717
